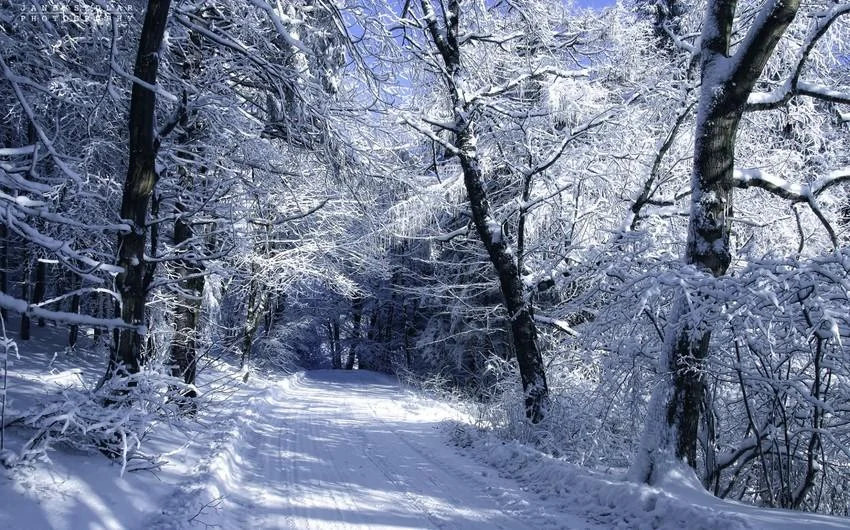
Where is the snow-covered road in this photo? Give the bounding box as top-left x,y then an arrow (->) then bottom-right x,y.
5,357 -> 850,530
194,369 -> 595,530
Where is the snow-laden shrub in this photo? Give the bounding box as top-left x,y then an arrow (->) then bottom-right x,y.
460,351 -> 643,468
701,254 -> 850,514
251,336 -> 301,373
551,247 -> 850,514
3,369 -> 194,474
445,241 -> 850,515
397,365 -> 468,404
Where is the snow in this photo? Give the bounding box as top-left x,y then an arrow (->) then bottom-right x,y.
485,216 -> 502,244
0,145 -> 36,157
2,332 -> 850,529
450,423 -> 850,530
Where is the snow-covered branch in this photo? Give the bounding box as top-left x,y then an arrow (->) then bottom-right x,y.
110,61 -> 180,103
534,314 -> 579,337
467,66 -> 590,105
400,117 -> 460,155
733,167 -> 850,203
733,167 -> 850,247
246,0 -> 312,55
746,4 -> 850,111
0,56 -> 84,184
0,291 -> 132,330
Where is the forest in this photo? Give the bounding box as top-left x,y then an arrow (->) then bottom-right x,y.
1,0 -> 849,520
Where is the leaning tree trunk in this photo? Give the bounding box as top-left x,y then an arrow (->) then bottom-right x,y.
107,0 -> 172,379
631,0 -> 800,484
419,0 -> 549,422
456,133 -> 550,423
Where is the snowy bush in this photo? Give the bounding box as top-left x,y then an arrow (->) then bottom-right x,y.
435,240 -> 850,515
4,369 -> 194,474
547,248 -> 850,514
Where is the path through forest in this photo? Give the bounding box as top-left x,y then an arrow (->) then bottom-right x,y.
177,370 -> 597,529
4,348 -> 849,530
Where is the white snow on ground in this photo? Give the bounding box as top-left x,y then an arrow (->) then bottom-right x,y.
146,369 -> 599,530
1,332 -> 850,529
446,424 -> 850,530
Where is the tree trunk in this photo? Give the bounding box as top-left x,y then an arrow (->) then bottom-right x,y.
93,292 -> 106,341
419,0 -> 549,422
633,104 -> 749,483
240,264 -> 268,375
19,255 -> 31,340
632,0 -> 800,483
33,259 -> 46,327
360,308 -> 379,371
168,255 -> 202,389
168,211 -> 202,390
68,273 -> 80,348
167,72 -> 205,392
108,0 -> 172,379
329,319 -> 341,369
345,297 -> 362,370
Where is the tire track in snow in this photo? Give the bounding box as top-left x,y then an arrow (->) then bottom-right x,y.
172,370 -> 598,529
362,397 -> 567,530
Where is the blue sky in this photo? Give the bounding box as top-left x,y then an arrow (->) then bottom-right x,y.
575,0 -> 618,9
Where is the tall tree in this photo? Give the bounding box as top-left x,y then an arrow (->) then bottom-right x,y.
633,0 -> 850,484
108,0 -> 176,379
410,0 -> 552,422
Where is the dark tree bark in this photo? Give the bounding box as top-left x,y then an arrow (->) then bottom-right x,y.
419,0 -> 549,422
19,254 -> 31,340
240,263 -> 269,376
167,31 -> 206,394
68,272 -> 80,348
168,202 -> 203,391
345,297 -> 362,370
329,318 -> 341,369
33,259 -> 46,327
107,0 -> 172,379
633,0 -> 801,483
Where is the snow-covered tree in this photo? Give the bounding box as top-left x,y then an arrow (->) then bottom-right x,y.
632,0 -> 850,485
